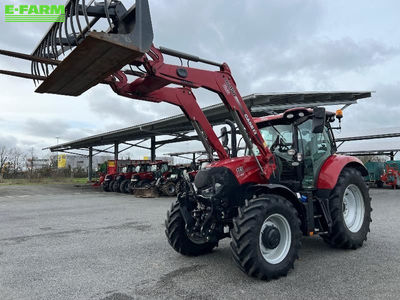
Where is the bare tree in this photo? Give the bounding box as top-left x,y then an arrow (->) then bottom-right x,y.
8,147 -> 25,176
0,146 -> 9,181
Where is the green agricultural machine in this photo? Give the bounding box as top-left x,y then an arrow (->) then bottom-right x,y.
364,161 -> 385,188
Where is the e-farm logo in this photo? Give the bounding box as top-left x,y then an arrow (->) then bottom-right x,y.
4,4 -> 65,22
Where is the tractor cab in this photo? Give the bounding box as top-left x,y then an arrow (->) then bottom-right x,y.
121,165 -> 135,174
254,107 -> 337,190
150,161 -> 170,179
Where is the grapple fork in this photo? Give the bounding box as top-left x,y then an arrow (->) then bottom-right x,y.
0,0 -> 153,96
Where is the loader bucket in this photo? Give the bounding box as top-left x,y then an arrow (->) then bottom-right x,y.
133,187 -> 159,198
1,0 -> 153,96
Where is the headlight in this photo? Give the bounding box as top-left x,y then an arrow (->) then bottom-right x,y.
170,174 -> 178,179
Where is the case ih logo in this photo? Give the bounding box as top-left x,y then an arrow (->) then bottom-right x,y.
4,4 -> 65,22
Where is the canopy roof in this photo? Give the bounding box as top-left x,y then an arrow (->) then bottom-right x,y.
47,91 -> 371,152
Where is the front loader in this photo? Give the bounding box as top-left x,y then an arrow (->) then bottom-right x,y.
0,0 -> 372,280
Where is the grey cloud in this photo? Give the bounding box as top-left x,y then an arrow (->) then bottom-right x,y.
23,119 -> 93,142
0,135 -> 17,148
86,88 -> 181,126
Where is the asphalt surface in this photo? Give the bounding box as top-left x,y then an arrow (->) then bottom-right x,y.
0,184 -> 399,300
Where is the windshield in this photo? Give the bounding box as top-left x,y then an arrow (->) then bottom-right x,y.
252,124 -> 293,155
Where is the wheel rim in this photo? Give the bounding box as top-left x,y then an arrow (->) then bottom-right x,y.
259,213 -> 291,264
168,185 -> 175,194
342,184 -> 365,233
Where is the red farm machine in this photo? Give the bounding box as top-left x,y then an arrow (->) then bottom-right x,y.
380,161 -> 400,189
131,161 -> 176,197
0,0 -> 372,279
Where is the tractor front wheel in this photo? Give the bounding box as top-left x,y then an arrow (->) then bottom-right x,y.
113,181 -> 121,193
322,167 -> 372,249
161,181 -> 177,196
120,179 -> 130,193
102,181 -> 110,192
165,200 -> 217,256
230,194 -> 301,280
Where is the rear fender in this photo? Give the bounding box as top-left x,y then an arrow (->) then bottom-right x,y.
317,155 -> 368,190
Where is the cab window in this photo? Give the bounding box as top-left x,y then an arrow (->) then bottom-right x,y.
298,119 -> 332,188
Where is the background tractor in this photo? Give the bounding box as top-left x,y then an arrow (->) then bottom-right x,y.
381,161 -> 400,189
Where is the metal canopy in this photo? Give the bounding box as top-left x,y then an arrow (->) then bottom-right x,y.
337,149 -> 400,156
47,91 -> 371,152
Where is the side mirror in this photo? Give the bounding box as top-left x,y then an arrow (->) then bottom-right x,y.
220,126 -> 229,147
312,107 -> 326,134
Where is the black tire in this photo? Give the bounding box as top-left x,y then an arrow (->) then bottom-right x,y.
376,180 -> 384,188
230,194 -> 301,280
161,181 -> 177,196
322,167 -> 372,249
109,180 -> 116,192
120,179 -> 130,194
127,182 -> 135,194
113,181 -> 121,193
102,181 -> 110,192
165,200 -> 217,256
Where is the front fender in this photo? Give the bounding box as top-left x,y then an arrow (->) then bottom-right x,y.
317,154 -> 368,189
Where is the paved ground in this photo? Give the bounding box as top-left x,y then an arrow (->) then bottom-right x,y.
0,184 -> 399,300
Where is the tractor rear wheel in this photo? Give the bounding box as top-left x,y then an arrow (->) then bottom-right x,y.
165,200 -> 217,256
162,181 -> 177,196
322,167 -> 372,249
120,179 -> 130,193
230,194 -> 301,280
109,180 -> 116,192
113,181 -> 121,193
127,182 -> 135,194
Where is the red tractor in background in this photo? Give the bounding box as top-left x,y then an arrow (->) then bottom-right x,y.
131,161 -> 173,196
380,161 -> 400,189
128,161 -> 169,189
102,160 -> 119,192
0,0 -> 372,280
112,160 -> 153,193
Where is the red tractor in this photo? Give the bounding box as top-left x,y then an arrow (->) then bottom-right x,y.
112,164 -> 136,193
131,161 -> 174,197
380,161 -> 400,189
129,161 -> 168,190
0,0 -> 372,280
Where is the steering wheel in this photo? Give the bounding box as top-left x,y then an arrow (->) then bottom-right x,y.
270,136 -> 280,152
278,142 -> 290,152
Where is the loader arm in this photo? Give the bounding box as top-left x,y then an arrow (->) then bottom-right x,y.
106,46 -> 275,176
108,71 -> 228,160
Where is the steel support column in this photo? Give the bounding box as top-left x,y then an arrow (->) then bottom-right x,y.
88,147 -> 93,181
114,142 -> 119,169
151,136 -> 156,161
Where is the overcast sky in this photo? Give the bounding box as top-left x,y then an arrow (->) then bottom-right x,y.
0,0 -> 399,160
